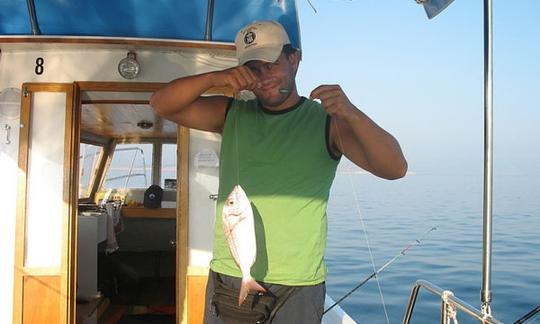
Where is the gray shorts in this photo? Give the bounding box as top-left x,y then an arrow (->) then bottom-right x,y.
204,270 -> 325,324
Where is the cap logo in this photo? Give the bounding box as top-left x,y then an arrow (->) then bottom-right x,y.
244,31 -> 256,45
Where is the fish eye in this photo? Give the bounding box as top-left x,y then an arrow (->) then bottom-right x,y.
226,200 -> 234,206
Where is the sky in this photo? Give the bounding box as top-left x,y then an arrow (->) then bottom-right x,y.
294,0 -> 540,177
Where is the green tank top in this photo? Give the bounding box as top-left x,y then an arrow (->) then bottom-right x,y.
210,97 -> 340,285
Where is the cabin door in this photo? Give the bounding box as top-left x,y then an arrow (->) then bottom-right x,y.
13,83 -> 78,324
74,82 -> 188,323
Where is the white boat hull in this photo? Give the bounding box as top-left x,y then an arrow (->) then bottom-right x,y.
323,294 -> 357,324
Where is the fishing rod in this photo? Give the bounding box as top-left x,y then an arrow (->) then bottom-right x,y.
323,226 -> 437,314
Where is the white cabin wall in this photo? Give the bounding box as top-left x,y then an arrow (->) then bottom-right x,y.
188,130 -> 221,269
0,47 -> 236,86
0,93 -> 20,324
0,44 -> 236,318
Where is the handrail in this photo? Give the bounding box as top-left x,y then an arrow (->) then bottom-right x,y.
403,280 -> 503,324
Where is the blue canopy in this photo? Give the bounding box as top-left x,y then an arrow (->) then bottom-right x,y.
0,0 -> 301,49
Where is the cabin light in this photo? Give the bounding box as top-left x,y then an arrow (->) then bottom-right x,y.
137,120 -> 153,129
118,51 -> 140,79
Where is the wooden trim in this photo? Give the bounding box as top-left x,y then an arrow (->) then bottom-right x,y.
121,207 -> 176,219
0,36 -> 235,50
22,275 -> 62,324
61,83 -> 74,324
116,137 -> 177,144
78,82 -> 167,92
80,131 -> 109,146
77,82 -> 233,97
20,83 -> 74,92
64,83 -> 79,324
187,275 -> 208,324
20,267 -> 61,276
187,266 -> 210,276
81,99 -> 149,105
13,83 -> 33,324
177,126 -> 190,323
152,142 -> 162,186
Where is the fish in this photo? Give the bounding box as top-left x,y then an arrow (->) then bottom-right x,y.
222,185 -> 266,305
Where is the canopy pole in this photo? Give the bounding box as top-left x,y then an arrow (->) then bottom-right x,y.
26,0 -> 41,35
204,0 -> 215,41
481,0 -> 494,318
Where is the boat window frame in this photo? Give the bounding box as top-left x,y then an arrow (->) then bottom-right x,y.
101,141 -> 155,191
78,141 -> 105,200
95,138 -> 178,199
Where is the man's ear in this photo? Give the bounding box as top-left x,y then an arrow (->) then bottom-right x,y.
289,51 -> 301,74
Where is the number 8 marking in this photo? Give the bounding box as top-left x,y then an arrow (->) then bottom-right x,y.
35,57 -> 44,75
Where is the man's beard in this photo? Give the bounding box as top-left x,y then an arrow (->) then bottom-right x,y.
258,93 -> 289,108
255,82 -> 295,108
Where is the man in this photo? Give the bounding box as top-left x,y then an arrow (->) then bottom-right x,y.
151,20 -> 407,323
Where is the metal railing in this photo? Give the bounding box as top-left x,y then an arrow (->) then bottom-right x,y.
403,280 -> 503,324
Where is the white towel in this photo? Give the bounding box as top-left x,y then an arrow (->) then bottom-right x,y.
104,202 -> 123,254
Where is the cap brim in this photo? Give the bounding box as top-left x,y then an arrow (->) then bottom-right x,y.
238,45 -> 283,65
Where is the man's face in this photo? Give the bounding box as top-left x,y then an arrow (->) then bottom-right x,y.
245,52 -> 299,108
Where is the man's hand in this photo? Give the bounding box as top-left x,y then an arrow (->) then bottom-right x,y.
310,84 -> 407,180
212,66 -> 260,95
309,85 -> 356,118
150,66 -> 259,133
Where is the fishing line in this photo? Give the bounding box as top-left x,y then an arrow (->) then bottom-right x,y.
234,95 -> 240,185
323,226 -> 438,315
331,117 -> 391,324
226,99 -> 242,268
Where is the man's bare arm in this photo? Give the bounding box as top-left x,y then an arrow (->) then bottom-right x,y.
150,66 -> 260,133
310,85 -> 408,180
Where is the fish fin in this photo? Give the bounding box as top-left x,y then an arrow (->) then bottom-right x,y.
223,227 -> 231,238
223,217 -> 242,239
238,279 -> 266,306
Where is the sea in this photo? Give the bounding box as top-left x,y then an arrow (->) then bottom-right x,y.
325,169 -> 540,323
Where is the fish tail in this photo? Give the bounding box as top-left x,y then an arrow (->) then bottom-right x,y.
238,278 -> 266,306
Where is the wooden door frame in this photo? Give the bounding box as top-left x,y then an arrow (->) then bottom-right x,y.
75,82 -> 190,323
13,83 -> 77,324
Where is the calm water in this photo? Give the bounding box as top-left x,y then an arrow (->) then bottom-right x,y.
325,170 -> 540,323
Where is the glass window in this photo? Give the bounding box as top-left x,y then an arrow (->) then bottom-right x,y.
79,143 -> 103,199
161,143 -> 177,189
103,143 -> 153,189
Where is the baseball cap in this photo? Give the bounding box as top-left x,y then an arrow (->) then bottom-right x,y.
235,20 -> 291,66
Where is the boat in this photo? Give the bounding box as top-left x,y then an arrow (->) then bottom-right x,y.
0,0 -> 358,323
2,0 -> 538,323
